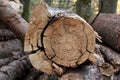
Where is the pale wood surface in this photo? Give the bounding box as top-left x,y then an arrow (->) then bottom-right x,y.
24,2 -> 96,74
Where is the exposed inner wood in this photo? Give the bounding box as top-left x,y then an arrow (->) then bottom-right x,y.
24,2 -> 96,74
24,2 -> 51,51
44,17 -> 95,67
29,51 -> 52,75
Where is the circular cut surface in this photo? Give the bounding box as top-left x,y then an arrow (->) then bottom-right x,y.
44,18 -> 95,67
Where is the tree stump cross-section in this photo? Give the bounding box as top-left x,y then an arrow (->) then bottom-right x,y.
24,2 -> 96,75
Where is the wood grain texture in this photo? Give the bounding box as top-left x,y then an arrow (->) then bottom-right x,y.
25,2 -> 96,75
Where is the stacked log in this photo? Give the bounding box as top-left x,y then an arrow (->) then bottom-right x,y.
89,14 -> 120,52
24,2 -> 96,75
0,0 -> 28,41
0,1 -> 32,80
0,1 -> 120,80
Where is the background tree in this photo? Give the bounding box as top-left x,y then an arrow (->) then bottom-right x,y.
66,0 -> 70,8
59,0 -> 64,8
20,0 -> 31,22
99,0 -> 118,13
76,0 -> 92,20
44,0 -> 51,6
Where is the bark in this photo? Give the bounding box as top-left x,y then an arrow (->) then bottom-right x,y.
0,55 -> 20,67
89,14 -> 120,52
0,56 -> 31,80
99,44 -> 120,69
99,0 -> 118,13
0,29 -> 16,41
24,2 -> 96,75
95,44 -> 120,76
37,45 -> 120,80
0,0 -> 28,41
60,65 -> 104,80
0,39 -> 23,58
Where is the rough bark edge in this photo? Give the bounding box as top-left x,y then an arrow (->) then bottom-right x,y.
0,56 -> 31,80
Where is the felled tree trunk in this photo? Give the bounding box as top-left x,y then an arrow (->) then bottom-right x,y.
0,39 -> 23,58
24,2 -> 96,75
0,25 -> 31,80
0,29 -> 16,41
99,0 -> 118,13
89,14 -> 120,52
99,44 -> 120,69
0,0 -> 28,41
0,56 -> 32,80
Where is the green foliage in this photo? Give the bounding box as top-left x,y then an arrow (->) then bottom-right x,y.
76,0 -> 93,20
31,0 -> 44,4
82,0 -> 91,5
20,0 -> 31,22
20,0 -> 119,22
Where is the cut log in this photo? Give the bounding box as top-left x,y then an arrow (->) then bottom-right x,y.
37,45 -> 120,80
59,65 -> 104,80
0,29 -> 16,41
0,56 -> 19,67
0,0 -> 28,41
0,39 -> 23,58
24,2 -> 96,75
0,56 -> 31,80
89,14 -> 120,52
99,44 -> 120,69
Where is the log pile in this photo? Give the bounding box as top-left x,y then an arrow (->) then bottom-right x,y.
24,2 -> 97,75
0,23 -> 33,80
0,1 -> 120,80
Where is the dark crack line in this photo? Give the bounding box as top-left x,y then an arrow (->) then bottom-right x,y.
40,15 -> 56,59
50,40 -> 56,60
30,16 -> 56,55
82,23 -> 92,53
76,48 -> 83,65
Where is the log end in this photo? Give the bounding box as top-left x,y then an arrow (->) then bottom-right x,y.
24,2 -> 96,75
